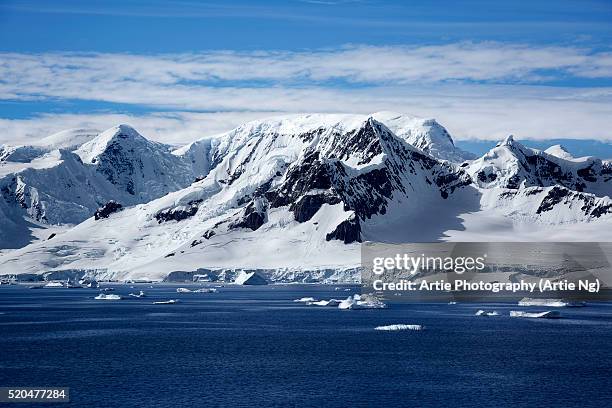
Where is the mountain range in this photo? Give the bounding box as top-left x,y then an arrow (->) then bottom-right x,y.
0,112 -> 610,281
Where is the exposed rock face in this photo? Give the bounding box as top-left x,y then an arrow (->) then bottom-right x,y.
326,215 -> 362,244
290,193 -> 342,223
536,186 -> 612,218
94,201 -> 123,220
229,199 -> 267,231
155,200 -> 202,223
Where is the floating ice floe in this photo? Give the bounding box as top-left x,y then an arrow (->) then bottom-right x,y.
44,281 -> 65,288
375,324 -> 423,331
154,299 -> 179,304
518,297 -> 585,307
177,287 -> 217,294
510,310 -> 561,319
95,294 -> 121,300
129,291 -> 146,298
309,299 -> 342,307
293,297 -> 317,303
193,288 -> 217,293
448,301 -> 458,305
475,310 -> 499,317
338,294 -> 386,310
176,288 -> 192,293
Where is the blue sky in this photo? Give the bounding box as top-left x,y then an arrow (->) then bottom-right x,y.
1,0 -> 612,152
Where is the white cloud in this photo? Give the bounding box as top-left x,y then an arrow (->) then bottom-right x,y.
2,43 -> 611,94
1,85 -> 612,146
0,111 -> 277,146
1,43 -> 612,145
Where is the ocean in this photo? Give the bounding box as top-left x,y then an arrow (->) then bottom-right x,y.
1,284 -> 611,407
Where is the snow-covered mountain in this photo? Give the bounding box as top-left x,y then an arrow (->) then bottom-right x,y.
1,113 -> 611,281
467,135 -> 612,197
0,125 -> 204,248
371,111 -> 475,162
0,128 -> 98,163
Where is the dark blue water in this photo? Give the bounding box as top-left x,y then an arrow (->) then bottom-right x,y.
1,284 -> 611,408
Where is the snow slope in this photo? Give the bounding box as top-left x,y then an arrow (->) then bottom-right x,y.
0,125 -> 205,247
0,113 -> 611,280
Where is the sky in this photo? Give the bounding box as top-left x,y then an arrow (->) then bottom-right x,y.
1,0 -> 612,150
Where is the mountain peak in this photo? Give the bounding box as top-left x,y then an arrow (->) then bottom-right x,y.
370,112 -> 473,161
76,124 -> 147,164
544,144 -> 574,160
497,134 -> 515,147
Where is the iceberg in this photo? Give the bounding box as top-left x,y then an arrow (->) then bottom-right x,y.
518,298 -> 585,307
375,324 -> 423,331
176,287 -> 192,293
338,294 -> 386,310
79,278 -> 99,288
177,287 -> 217,293
510,310 -> 561,319
193,288 -> 217,293
309,299 -> 341,307
44,281 -> 65,288
129,291 -> 146,298
95,294 -> 121,300
153,299 -> 179,304
475,310 -> 499,317
234,271 -> 268,285
293,297 -> 317,303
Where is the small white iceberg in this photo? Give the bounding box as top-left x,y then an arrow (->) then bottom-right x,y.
518,297 -> 585,307
193,288 -> 217,293
309,299 -> 342,307
129,291 -> 146,298
475,310 -> 499,317
44,281 -> 65,288
154,299 -> 179,304
375,324 -> 423,331
510,310 -> 561,319
448,301 -> 458,305
95,294 -> 121,300
293,297 -> 317,303
338,294 -> 386,310
176,287 -> 192,293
